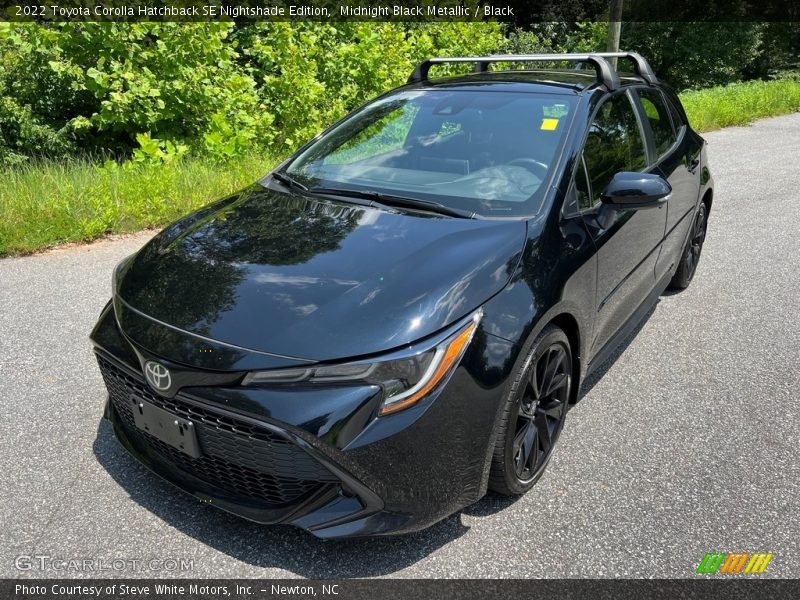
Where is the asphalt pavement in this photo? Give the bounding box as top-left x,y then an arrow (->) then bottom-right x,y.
1,113 -> 799,579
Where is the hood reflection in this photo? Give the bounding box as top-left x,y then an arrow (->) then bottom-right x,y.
119,185 -> 526,361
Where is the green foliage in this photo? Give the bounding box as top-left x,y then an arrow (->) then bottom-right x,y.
622,22 -> 800,90
0,23 -> 273,162
235,22 -> 503,151
500,23 -> 605,55
497,21 -> 798,91
131,133 -> 188,165
680,79 -> 800,131
0,152 -> 277,256
3,20 -> 795,162
0,89 -> 74,166
0,22 -> 503,163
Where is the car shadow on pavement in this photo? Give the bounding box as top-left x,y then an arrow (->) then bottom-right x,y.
576,303 -> 658,401
92,419 -> 512,577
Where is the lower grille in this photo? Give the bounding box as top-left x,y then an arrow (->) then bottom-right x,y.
96,354 -> 336,506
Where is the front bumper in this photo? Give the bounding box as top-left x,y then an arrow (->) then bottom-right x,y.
92,300 -> 515,538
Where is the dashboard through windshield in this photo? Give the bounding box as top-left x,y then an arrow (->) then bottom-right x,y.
285,89 -> 576,218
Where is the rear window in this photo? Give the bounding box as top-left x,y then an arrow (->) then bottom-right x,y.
286,90 -> 576,217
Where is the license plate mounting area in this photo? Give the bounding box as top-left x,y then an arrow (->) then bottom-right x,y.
130,395 -> 201,458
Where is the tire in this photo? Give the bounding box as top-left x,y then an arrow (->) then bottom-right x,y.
669,202 -> 708,290
488,325 -> 572,496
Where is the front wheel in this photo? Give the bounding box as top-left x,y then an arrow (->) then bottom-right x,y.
669,202 -> 708,290
488,325 -> 572,495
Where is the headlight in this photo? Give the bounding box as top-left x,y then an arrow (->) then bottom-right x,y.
243,310 -> 482,415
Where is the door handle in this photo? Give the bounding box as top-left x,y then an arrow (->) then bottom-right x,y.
688,158 -> 700,174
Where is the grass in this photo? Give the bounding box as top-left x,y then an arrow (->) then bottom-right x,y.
680,78 -> 800,132
2,78 -> 800,257
0,153 -> 277,256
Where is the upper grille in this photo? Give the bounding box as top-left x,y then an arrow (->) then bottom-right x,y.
96,354 -> 336,506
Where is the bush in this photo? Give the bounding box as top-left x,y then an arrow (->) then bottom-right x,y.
0,22 -> 504,162
236,22 -> 503,151
0,23 -> 272,160
0,89 -> 74,166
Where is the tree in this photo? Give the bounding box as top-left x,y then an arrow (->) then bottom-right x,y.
606,0 -> 624,68
622,23 -> 767,90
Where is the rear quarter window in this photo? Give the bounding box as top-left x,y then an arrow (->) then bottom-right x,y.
664,93 -> 688,135
636,88 -> 677,159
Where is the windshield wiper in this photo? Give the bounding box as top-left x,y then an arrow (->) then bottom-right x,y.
271,171 -> 308,192
309,187 -> 475,219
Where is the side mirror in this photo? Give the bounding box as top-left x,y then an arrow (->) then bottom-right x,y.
600,172 -> 671,209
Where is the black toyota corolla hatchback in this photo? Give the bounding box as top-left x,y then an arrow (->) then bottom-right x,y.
92,53 -> 713,538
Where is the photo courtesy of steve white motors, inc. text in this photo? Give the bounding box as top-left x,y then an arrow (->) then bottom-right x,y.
13,3 -> 516,18
15,583 -> 341,597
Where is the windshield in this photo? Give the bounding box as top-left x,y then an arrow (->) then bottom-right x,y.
285,90 -> 576,218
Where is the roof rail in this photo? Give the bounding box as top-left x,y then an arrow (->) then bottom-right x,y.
585,52 -> 658,84
407,52 -> 658,90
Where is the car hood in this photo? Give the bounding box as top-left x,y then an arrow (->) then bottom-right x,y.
116,184 -> 526,363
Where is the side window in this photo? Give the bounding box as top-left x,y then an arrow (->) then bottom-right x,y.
583,93 -> 647,203
636,88 -> 677,159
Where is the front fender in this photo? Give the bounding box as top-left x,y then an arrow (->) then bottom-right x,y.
480,214 -> 597,384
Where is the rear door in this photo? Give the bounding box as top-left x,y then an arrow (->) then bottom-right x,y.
581,90 -> 668,356
632,88 -> 702,279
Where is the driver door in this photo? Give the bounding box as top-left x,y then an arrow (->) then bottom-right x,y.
579,91 -> 668,356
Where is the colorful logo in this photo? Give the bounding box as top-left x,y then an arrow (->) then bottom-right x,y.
697,552 -> 773,574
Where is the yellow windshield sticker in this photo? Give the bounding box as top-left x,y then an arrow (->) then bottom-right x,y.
541,118 -> 559,131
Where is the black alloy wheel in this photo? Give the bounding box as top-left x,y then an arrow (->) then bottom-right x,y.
489,325 -> 572,495
670,202 -> 708,290
684,203 -> 708,280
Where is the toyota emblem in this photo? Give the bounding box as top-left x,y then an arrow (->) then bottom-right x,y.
144,361 -> 172,392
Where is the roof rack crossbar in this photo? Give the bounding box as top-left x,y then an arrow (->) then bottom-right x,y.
408,54 -> 622,90
584,52 -> 658,84
408,52 -> 659,90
